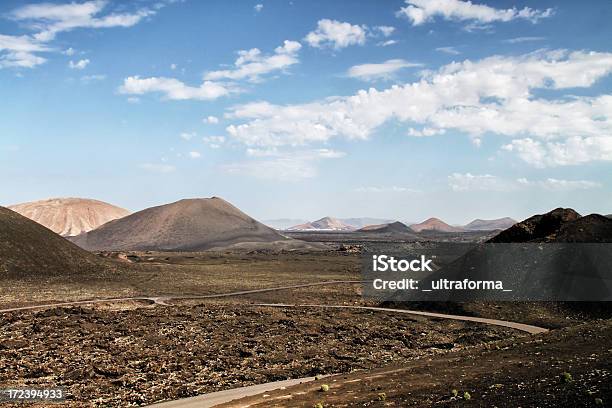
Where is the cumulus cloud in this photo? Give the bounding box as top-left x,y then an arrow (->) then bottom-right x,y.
9,0 -> 157,42
305,19 -> 367,49
204,40 -> 301,82
347,59 -> 422,81
188,151 -> 201,159
449,173 -> 602,192
223,50 -> 612,167
254,4 -> 263,12
69,58 -> 90,69
119,76 -> 233,101
396,0 -> 553,27
1,1 -> 172,69
204,115 -> 219,124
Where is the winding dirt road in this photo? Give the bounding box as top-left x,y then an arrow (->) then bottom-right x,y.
0,281 -> 548,408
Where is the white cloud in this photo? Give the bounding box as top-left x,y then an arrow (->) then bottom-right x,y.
396,0 -> 553,27
204,115 -> 219,124
407,127 -> 446,137
127,97 -> 140,104
0,34 -> 50,68
374,26 -> 395,37
448,173 -> 511,192
180,132 -> 196,141
140,163 -> 176,173
378,40 -> 398,47
203,136 -> 225,148
223,50 -> 612,167
517,177 -> 601,191
503,136 -> 612,167
188,151 -> 201,159
10,0 -> 157,42
223,149 -> 345,181
304,19 -> 367,49
254,4 -> 263,12
1,1 -> 172,69
450,173 -> 602,192
119,76 -> 233,100
435,46 -> 461,55
69,58 -> 90,69
204,40 -> 301,82
170,63 -> 177,70
504,36 -> 545,44
347,59 -> 422,81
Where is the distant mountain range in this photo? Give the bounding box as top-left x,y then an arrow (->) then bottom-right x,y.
263,218 -> 309,230
286,216 -> 518,233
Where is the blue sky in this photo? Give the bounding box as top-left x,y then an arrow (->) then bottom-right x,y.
1,0 -> 611,224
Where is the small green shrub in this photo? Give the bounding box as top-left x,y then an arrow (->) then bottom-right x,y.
314,403 -> 324,408
463,391 -> 471,400
320,384 -> 330,392
595,398 -> 603,406
451,389 -> 458,397
561,372 -> 573,384
377,392 -> 387,401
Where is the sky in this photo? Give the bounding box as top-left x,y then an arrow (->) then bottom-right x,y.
1,0 -> 611,224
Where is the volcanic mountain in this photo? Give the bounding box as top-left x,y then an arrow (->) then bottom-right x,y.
358,221 -> 414,234
463,217 -> 516,231
340,218 -> 397,229
489,208 -> 583,243
70,198 -> 288,251
288,217 -> 355,231
410,218 -> 464,233
8,198 -> 129,237
0,206 -> 111,278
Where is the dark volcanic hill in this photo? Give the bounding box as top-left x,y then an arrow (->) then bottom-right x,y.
463,217 -> 516,231
0,206 -> 110,278
358,221 -> 413,234
71,198 -> 288,251
489,208 -> 582,243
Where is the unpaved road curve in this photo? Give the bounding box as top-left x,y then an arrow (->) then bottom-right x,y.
0,281 -> 548,408
147,303 -> 547,407
0,280 -> 362,313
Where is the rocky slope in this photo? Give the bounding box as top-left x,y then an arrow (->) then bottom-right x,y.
0,207 -> 111,278
8,198 -> 129,237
